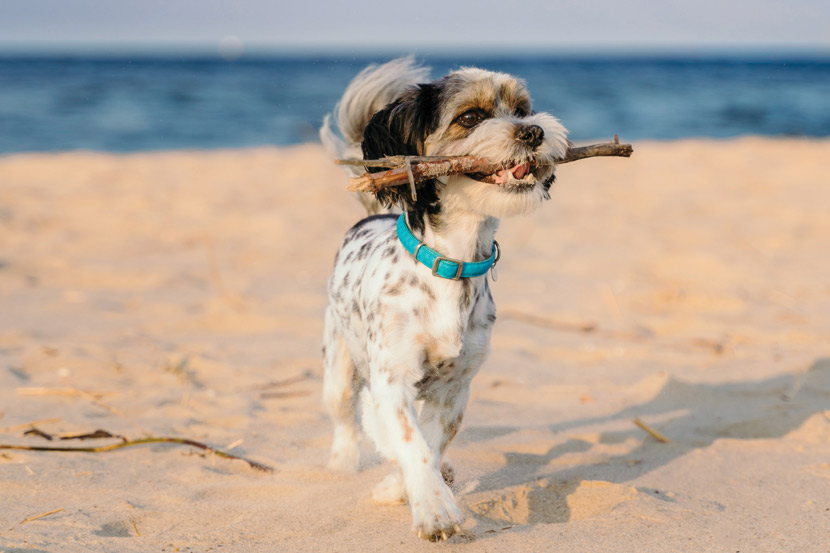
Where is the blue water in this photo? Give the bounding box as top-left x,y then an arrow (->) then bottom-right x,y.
0,54 -> 829,153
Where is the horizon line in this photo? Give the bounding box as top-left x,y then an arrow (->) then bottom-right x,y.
1,39 -> 829,58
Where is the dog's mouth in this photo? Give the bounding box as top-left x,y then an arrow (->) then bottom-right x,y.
469,161 -> 544,191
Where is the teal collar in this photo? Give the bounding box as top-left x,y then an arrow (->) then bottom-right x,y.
396,213 -> 500,280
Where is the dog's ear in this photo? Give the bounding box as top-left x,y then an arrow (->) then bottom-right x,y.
362,84 -> 440,215
362,83 -> 437,160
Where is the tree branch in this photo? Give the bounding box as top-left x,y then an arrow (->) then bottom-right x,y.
337,138 -> 633,193
1,434 -> 275,473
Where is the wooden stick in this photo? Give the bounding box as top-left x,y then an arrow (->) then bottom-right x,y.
345,156 -> 496,193
260,390 -> 312,400
632,417 -> 672,444
24,428 -> 54,441
0,436 -> 275,473
337,139 -> 633,193
19,507 -> 65,524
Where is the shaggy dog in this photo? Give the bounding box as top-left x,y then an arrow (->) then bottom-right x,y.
320,57 -> 568,541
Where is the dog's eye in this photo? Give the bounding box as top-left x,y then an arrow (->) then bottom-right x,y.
515,107 -> 528,118
457,110 -> 484,128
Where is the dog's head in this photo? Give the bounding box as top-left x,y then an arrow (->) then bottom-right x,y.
362,67 -> 569,226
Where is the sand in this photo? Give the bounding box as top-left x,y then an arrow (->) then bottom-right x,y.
0,137 -> 828,552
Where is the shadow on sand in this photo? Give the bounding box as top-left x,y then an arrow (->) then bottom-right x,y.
459,357 -> 830,527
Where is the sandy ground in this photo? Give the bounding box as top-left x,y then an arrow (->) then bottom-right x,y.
0,137 -> 829,552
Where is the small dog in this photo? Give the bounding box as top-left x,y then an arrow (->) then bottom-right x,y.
320,57 -> 568,541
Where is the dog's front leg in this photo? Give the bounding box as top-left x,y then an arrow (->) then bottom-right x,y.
366,368 -> 463,541
417,378 -> 471,485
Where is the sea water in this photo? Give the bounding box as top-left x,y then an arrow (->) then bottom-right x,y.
0,54 -> 828,153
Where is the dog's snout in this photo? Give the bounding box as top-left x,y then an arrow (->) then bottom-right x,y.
516,124 -> 545,149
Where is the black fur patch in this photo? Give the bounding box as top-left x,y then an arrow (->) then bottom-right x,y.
361,84 -> 443,233
355,242 -> 372,260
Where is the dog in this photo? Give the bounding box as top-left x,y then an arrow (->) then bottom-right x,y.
319,57 -> 568,541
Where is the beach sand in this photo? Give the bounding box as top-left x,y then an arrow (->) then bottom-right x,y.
1,137 -> 828,552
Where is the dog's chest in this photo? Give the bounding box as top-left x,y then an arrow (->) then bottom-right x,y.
420,277 -> 495,366
329,221 -> 496,379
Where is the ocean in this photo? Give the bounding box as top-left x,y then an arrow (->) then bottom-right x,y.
0,54 -> 828,153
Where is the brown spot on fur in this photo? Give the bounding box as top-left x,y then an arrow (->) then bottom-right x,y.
425,346 -> 437,366
452,82 -> 497,120
441,413 -> 464,453
397,406 -> 414,443
498,80 -> 531,114
444,120 -> 476,142
439,73 -> 532,145
423,337 -> 443,367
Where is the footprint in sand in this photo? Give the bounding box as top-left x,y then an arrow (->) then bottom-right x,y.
467,479 -> 639,524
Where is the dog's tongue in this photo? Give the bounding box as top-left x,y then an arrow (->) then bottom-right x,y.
512,163 -> 529,180
493,163 -> 529,184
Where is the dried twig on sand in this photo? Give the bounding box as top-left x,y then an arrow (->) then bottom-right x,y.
239,370 -> 313,393
19,507 -> 65,524
260,390 -> 312,400
632,417 -> 672,443
337,137 -> 633,193
23,428 -> 54,441
1,431 -> 275,473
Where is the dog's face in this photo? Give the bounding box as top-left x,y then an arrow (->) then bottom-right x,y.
363,67 -> 569,221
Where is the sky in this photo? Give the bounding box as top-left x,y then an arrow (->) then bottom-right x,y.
1,0 -> 828,54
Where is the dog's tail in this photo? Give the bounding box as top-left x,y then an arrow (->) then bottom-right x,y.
320,56 -> 429,215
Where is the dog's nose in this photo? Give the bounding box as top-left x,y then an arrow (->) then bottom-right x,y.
516,124 -> 545,149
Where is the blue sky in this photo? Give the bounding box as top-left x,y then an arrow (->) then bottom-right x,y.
1,0 -> 828,53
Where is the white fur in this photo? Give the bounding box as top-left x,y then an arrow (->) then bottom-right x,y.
320,58 -> 568,541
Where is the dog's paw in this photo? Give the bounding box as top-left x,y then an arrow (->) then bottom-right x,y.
441,461 -> 455,486
327,451 -> 359,472
410,483 -> 464,541
372,470 -> 406,505
326,435 -> 360,472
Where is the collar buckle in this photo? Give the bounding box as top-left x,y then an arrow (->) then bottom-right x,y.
432,256 -> 464,280
396,213 -> 496,281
